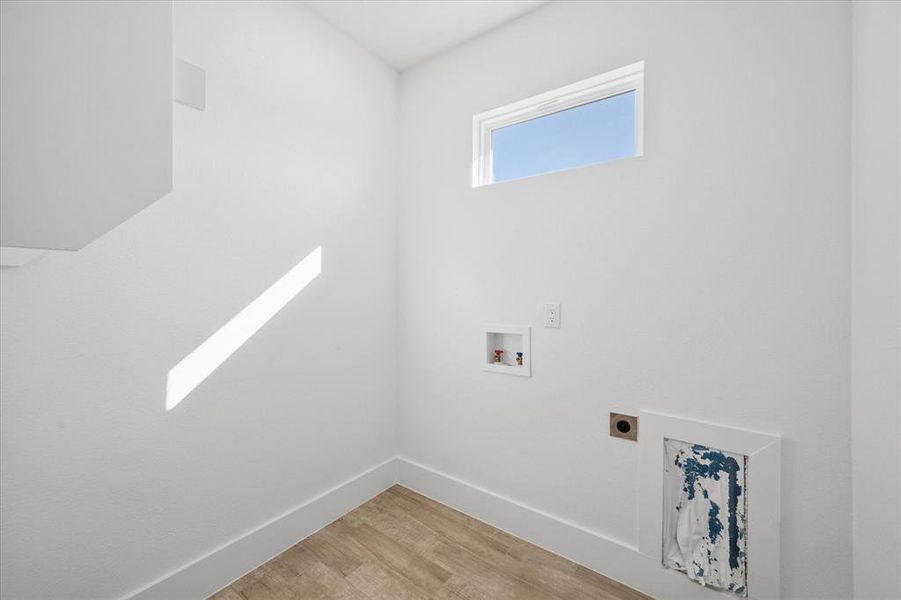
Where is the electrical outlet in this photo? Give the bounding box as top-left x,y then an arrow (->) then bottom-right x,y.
543,302 -> 561,328
610,413 -> 638,441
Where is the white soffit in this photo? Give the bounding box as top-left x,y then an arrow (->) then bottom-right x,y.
300,0 -> 550,71
0,246 -> 49,267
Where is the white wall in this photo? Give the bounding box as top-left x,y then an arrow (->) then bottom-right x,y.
397,2 -> 851,598
851,2 -> 901,598
0,2 -> 397,598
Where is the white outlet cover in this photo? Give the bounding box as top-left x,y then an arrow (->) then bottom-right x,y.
543,302 -> 561,328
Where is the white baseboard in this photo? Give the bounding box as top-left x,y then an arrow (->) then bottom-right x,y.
397,457 -> 717,600
123,456 -> 721,600
124,457 -> 398,600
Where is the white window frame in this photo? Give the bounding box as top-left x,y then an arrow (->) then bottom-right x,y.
471,61 -> 644,187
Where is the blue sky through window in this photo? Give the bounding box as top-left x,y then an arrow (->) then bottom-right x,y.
491,90 -> 636,183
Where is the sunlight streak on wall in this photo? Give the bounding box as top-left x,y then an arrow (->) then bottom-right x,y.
166,246 -> 322,411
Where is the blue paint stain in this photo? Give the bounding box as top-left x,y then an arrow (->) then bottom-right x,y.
678,446 -> 744,571
692,560 -> 705,577
708,501 -> 723,542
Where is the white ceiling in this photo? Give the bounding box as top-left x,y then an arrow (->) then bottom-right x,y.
301,1 -> 550,71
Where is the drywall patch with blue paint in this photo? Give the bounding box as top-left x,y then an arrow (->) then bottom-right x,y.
662,438 -> 748,596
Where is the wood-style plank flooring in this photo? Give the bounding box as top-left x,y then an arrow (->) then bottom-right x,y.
209,485 -> 652,600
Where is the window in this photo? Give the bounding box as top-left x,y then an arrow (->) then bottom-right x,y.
472,61 -> 644,187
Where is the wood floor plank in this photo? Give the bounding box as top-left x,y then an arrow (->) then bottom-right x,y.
253,561 -> 314,600
347,522 -> 452,591
275,543 -> 320,576
208,486 -> 653,600
349,495 -> 436,552
395,487 -> 649,600
384,487 -> 618,600
208,586 -> 245,600
298,561 -> 371,600
389,486 -> 500,537
302,529 -> 363,577
425,538 -> 550,600
314,517 -> 377,565
573,565 -> 654,600
345,560 -> 438,600
383,488 -> 513,561
235,578 -> 279,600
232,567 -> 294,600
